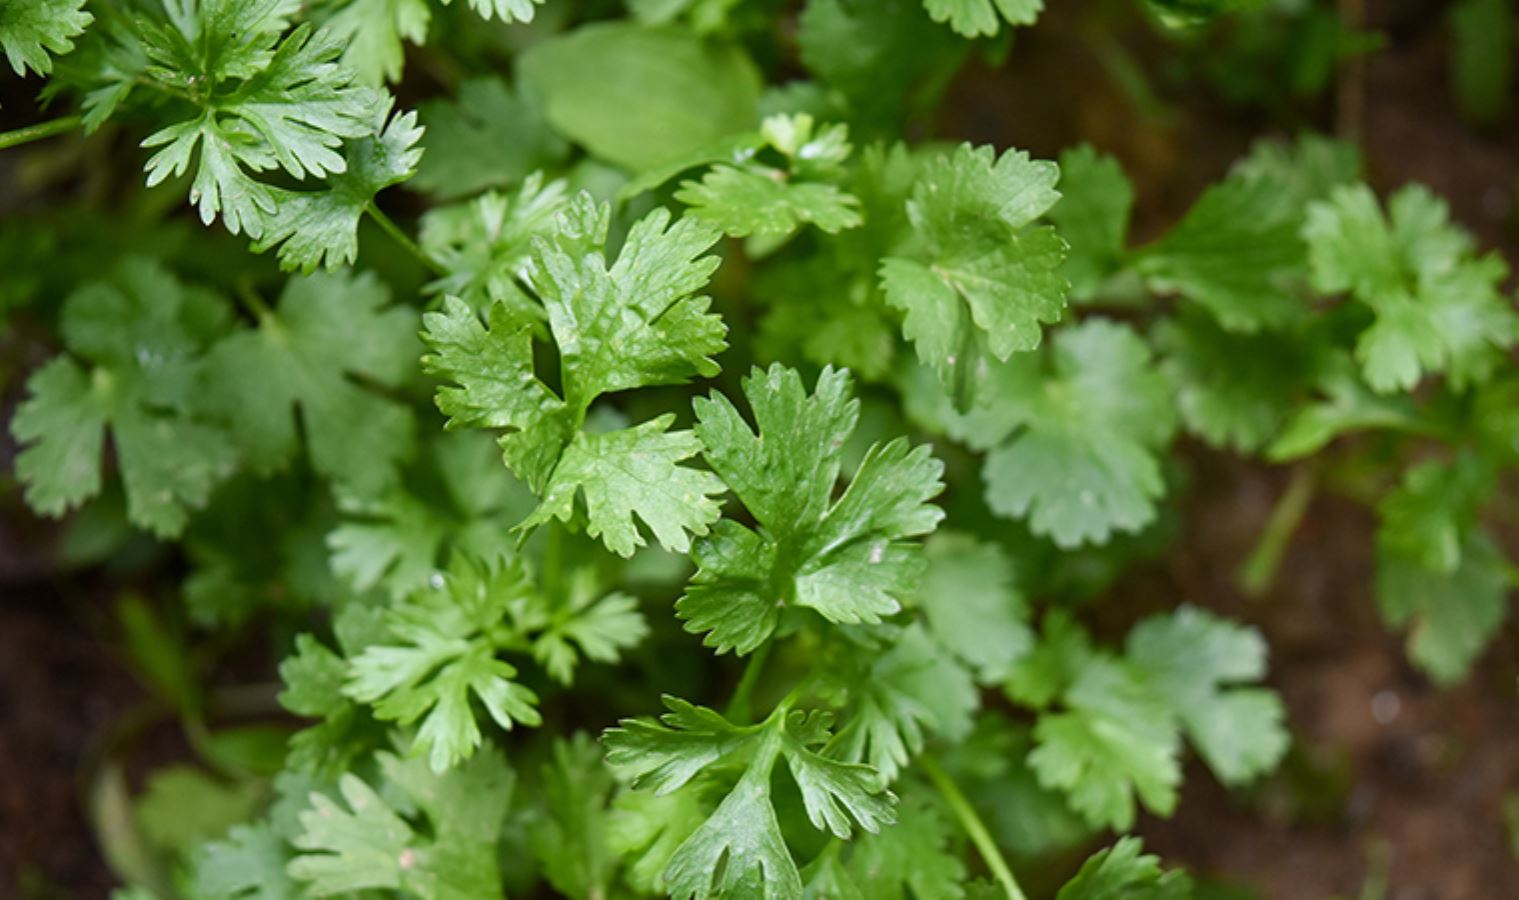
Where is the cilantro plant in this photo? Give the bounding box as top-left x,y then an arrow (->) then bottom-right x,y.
4,0 -> 1517,897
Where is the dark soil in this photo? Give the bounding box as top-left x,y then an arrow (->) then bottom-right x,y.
4,1 -> 1519,898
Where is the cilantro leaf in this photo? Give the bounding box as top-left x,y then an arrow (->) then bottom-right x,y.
344,556 -> 543,771
318,0 -> 430,85
680,365 -> 945,654
1266,352 -> 1433,460
1376,530 -> 1511,685
1052,144 -> 1134,300
1135,171 -> 1308,332
1126,606 -> 1288,786
923,0 -> 1043,37
1304,183 -> 1519,392
604,697 -> 896,898
1057,837 -> 1193,900
0,0 -> 92,76
136,13 -> 385,237
251,106 -> 425,273
980,319 -> 1176,548
881,143 -> 1068,405
423,196 -> 729,556
1027,655 -> 1181,831
328,430 -> 534,600
12,257 -> 236,537
918,532 -> 1033,682
288,747 -> 513,897
194,822 -> 297,900
842,792 -> 968,899
531,734 -> 619,900
832,624 -> 979,779
675,114 -> 863,240
412,76 -> 567,198
1377,453 -> 1495,575
1155,311 -> 1320,453
201,270 -> 418,494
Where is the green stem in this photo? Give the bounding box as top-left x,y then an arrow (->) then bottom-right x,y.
365,201 -> 447,277
725,640 -> 773,724
1238,466 -> 1316,598
0,114 -> 83,151
920,752 -> 1027,900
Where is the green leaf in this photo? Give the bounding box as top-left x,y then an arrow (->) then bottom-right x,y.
981,319 -> 1176,548
1126,606 -> 1288,785
1376,530 -> 1511,685
202,270 -> 418,493
412,76 -> 567,198
251,106 -> 425,273
1266,353 -> 1431,460
1052,144 -> 1133,299
445,0 -> 543,22
1304,183 -> 1519,392
0,0 -> 92,76
918,532 -> 1033,682
136,766 -> 262,853
344,556 -> 543,771
833,624 -> 979,779
288,773 -> 415,895
1028,656 -> 1181,831
604,697 -> 896,898
194,823 -> 297,900
882,143 -> 1068,405
12,258 -> 236,537
1155,312 -> 1319,453
137,15 -> 385,237
1377,453 -> 1495,575
1057,837 -> 1192,899
518,22 -> 761,172
1135,172 -> 1308,332
531,734 -> 619,900
318,0 -> 431,84
923,0 -> 1043,37
521,416 -> 727,558
844,793 -> 967,899
681,365 -> 945,653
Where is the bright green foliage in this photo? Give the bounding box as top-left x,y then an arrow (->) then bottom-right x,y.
194,823 -> 297,899
1375,454 -> 1511,684
918,533 -> 1033,682
1304,183 -> 1519,392
1126,606 -> 1289,785
252,106 -> 424,272
1052,144 -> 1134,299
979,319 -> 1176,548
327,430 -> 534,600
923,0 -> 1043,36
531,734 -> 620,899
1136,172 -> 1307,331
604,696 -> 896,898
316,0 -> 430,85
1057,837 -> 1193,899
288,747 -> 513,897
0,0 -> 92,76
1267,354 -> 1431,460
127,3 -> 384,236
344,551 -> 647,770
423,196 -> 729,556
518,22 -> 761,172
1156,312 -> 1319,453
412,77 -> 566,198
421,174 -> 573,314
675,114 -> 863,240
831,624 -> 979,779
343,555 -> 545,771
1009,607 -> 1284,830
881,143 -> 1068,405
446,0 -> 543,22
201,270 -> 418,493
12,258 -> 236,537
680,365 -> 945,654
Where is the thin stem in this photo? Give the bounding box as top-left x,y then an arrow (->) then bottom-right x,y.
920,752 -> 1027,900
1238,466 -> 1316,598
0,114 -> 83,151
365,201 -> 447,277
724,640 -> 773,724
